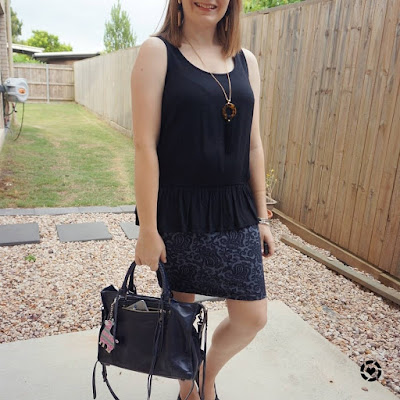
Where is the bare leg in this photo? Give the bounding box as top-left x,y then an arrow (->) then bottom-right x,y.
173,290 -> 201,400
198,297 -> 268,400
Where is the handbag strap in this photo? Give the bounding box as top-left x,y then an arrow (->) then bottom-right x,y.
92,360 -> 98,399
198,305 -> 208,400
92,360 -> 120,400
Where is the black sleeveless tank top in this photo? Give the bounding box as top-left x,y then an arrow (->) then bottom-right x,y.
135,35 -> 259,233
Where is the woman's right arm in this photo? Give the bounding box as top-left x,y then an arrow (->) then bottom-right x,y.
131,37 -> 167,271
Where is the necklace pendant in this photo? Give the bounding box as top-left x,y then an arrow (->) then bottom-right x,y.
224,117 -> 234,154
222,102 -> 237,122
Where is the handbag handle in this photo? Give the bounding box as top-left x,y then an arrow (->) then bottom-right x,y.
120,261 -> 171,304
109,260 -> 171,397
117,260 -> 172,400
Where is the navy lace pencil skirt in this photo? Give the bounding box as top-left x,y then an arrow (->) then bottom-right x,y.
156,224 -> 267,301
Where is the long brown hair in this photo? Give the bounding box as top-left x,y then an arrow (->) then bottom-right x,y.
153,0 -> 243,58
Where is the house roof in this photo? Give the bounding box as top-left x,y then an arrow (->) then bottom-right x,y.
11,43 -> 44,56
32,51 -> 101,62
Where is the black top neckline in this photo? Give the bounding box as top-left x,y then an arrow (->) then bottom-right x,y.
157,35 -> 237,76
175,47 -> 237,76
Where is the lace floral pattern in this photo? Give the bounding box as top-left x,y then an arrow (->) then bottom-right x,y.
157,224 -> 267,300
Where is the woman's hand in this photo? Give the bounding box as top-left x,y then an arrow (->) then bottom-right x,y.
134,227 -> 167,271
259,224 -> 275,258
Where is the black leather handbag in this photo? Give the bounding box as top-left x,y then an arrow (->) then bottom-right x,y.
92,260 -> 208,400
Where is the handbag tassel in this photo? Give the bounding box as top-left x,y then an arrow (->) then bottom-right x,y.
146,309 -> 165,400
198,307 -> 208,400
146,295 -> 197,400
92,360 -> 98,399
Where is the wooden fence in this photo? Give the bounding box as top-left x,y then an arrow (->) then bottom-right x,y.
241,0 -> 400,280
74,48 -> 139,136
74,0 -> 400,281
13,63 -> 74,102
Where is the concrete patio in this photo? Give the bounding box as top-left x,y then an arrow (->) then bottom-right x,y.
0,300 -> 396,400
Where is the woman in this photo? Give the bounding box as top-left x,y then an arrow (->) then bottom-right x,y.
131,1 -> 275,399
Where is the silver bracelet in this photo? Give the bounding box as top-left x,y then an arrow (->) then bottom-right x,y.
258,217 -> 271,226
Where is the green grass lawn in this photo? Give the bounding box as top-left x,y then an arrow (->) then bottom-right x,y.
0,103 -> 135,208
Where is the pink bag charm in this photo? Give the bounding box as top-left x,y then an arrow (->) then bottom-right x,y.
99,320 -> 116,353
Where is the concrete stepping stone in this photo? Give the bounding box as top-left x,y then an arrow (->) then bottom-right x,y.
34,207 -> 80,215
0,208 -> 35,216
56,222 -> 112,243
120,205 -> 136,213
120,222 -> 140,239
0,205 -> 137,216
77,206 -> 121,214
0,222 -> 40,246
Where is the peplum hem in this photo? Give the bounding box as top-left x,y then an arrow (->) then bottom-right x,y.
134,182 -> 259,234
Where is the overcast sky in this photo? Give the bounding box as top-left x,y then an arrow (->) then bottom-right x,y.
10,0 -> 168,52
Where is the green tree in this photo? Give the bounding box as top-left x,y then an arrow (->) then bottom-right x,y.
104,0 -> 137,53
13,53 -> 43,64
244,0 -> 305,13
11,6 -> 23,42
10,8 -> 42,63
26,30 -> 73,52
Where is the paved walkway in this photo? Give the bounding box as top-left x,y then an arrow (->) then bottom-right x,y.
0,301 -> 397,400
0,206 -> 138,246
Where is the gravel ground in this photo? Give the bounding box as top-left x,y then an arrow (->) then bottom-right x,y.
0,212 -> 399,397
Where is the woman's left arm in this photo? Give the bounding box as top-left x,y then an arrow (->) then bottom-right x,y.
243,48 -> 275,258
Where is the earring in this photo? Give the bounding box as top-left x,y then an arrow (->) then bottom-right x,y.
224,7 -> 230,32
177,0 -> 183,27
224,15 -> 229,31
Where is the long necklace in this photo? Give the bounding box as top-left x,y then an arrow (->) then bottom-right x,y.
184,37 -> 237,123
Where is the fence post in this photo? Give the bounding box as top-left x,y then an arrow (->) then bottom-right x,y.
46,64 -> 50,103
